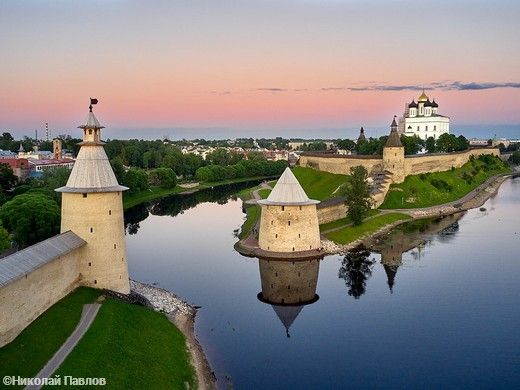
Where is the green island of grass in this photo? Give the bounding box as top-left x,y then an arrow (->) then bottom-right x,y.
325,213 -> 411,245
0,288 -> 195,390
380,155 -> 511,209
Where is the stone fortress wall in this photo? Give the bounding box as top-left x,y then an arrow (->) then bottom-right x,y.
300,147 -> 500,178
0,249 -> 80,347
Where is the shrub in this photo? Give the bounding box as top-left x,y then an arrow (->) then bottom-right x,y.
429,178 -> 452,192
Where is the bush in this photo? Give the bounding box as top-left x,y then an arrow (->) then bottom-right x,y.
429,178 -> 452,192
419,173 -> 427,181
148,168 -> 177,188
509,150 -> 520,165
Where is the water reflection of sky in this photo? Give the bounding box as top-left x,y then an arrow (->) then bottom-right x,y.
126,178 -> 520,389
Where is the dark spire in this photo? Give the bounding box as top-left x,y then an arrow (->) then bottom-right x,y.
357,126 -> 366,143
385,116 -> 403,148
383,265 -> 398,293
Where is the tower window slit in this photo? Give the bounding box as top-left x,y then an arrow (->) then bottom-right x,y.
288,221 -> 291,226
275,234 -> 278,238
114,244 -> 117,249
109,210 -> 112,215
82,193 -> 87,198
90,227 -> 93,233
88,262 -> 91,267
281,206 -> 285,211
94,280 -> 97,284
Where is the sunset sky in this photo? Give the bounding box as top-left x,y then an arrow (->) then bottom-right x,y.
1,0 -> 519,139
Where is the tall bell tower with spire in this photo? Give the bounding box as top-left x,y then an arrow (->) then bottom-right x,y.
56,99 -> 130,294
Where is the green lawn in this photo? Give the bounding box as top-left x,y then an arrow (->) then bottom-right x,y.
0,288 -> 101,386
325,213 -> 411,245
239,205 -> 260,239
258,188 -> 271,199
319,209 -> 380,232
292,166 -> 349,201
380,156 -> 511,209
51,297 -> 195,390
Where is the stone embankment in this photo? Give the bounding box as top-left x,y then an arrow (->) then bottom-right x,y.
130,280 -> 216,390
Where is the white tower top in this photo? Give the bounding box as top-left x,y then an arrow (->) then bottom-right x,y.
258,168 -> 319,206
56,102 -> 128,193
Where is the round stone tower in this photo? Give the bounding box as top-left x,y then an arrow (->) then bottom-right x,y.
258,168 -> 321,253
56,102 -> 130,294
383,116 -> 405,183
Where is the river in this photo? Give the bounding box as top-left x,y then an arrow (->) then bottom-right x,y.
125,178 -> 520,389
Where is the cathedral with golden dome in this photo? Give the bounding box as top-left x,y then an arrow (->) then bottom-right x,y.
398,90 -> 450,140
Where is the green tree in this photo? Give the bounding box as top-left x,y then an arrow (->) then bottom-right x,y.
436,133 -> 458,152
0,223 -> 11,253
337,139 -> 356,151
425,136 -> 436,153
110,157 -> 126,184
509,150 -> 520,165
0,163 -> 17,191
0,193 -> 60,248
343,166 -> 372,225
400,134 -> 423,155
149,168 -> 177,188
456,135 -> 469,151
122,168 -> 149,193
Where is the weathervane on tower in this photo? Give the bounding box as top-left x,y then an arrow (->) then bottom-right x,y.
89,97 -> 98,112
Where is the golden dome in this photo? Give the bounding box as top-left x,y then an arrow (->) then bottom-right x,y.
418,90 -> 429,102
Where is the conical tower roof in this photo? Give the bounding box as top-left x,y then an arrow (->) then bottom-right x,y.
79,111 -> 104,130
56,105 -> 127,194
385,116 -> 403,148
258,168 -> 319,206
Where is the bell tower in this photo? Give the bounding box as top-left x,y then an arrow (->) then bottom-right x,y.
56,99 -> 130,294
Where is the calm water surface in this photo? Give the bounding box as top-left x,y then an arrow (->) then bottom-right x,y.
125,179 -> 520,389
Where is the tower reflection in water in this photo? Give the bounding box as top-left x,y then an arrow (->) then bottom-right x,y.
257,257 -> 322,337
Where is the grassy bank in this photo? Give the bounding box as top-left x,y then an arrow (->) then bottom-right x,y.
325,213 -> 411,245
0,287 -> 195,389
124,175 -> 273,209
292,166 -> 348,200
53,296 -> 195,389
319,209 -> 380,232
0,288 -> 101,386
380,156 -> 511,209
239,205 -> 260,239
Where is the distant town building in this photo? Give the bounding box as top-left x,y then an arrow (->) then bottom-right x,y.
0,158 -> 30,180
398,90 -> 450,140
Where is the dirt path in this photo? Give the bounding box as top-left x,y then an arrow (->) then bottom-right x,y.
26,304 -> 101,390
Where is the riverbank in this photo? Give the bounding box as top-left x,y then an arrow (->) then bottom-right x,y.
130,280 -> 217,390
323,173 -> 512,254
123,175 -> 275,210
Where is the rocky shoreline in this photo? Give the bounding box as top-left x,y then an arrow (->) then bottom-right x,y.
129,280 -> 217,390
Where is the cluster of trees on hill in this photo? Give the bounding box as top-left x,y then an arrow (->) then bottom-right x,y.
337,133 -> 470,156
